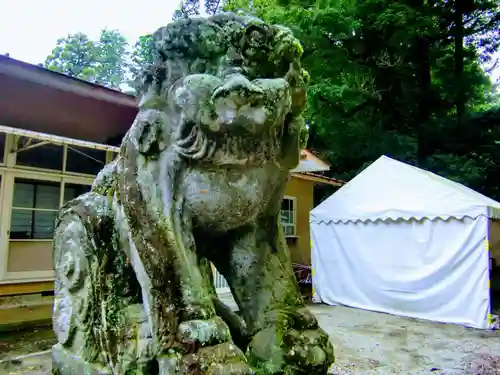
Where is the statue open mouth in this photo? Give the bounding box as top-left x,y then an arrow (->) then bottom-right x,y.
172,73 -> 295,166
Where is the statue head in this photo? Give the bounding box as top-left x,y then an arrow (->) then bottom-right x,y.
133,13 -> 309,168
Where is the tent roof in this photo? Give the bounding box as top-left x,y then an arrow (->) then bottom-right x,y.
311,155 -> 500,224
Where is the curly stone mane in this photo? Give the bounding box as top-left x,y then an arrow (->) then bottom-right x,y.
136,13 -> 270,96
132,13 -> 308,165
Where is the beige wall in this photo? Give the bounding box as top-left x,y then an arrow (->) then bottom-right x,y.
284,176 -> 315,265
7,241 -> 52,273
489,219 -> 500,265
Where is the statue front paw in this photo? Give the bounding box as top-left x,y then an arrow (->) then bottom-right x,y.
159,342 -> 253,375
158,317 -> 254,374
246,308 -> 334,374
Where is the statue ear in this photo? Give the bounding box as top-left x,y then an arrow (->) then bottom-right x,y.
132,110 -> 169,157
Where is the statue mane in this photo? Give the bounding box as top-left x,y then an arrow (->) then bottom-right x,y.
135,13 -> 263,98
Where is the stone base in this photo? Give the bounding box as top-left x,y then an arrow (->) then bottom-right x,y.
52,344 -> 111,375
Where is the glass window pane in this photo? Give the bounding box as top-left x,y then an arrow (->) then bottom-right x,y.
64,183 -> 91,203
283,225 -> 294,236
66,146 -> 106,175
10,209 -> 32,239
281,199 -> 289,211
16,142 -> 63,170
0,133 -> 5,163
33,211 -> 57,239
13,178 -> 60,210
281,198 -> 295,212
9,209 -> 58,239
35,184 -> 60,209
12,182 -> 35,208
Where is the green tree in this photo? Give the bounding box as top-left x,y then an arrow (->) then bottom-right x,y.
44,33 -> 99,82
173,0 -> 201,19
95,29 -> 129,89
173,0 -> 225,19
44,30 -> 129,89
225,0 -> 500,199
129,34 -> 155,86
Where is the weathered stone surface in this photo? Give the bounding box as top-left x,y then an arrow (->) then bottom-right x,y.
52,12 -> 333,374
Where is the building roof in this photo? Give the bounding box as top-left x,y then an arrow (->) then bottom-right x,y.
0,55 -> 138,143
291,150 -> 330,173
292,172 -> 345,186
311,155 -> 500,224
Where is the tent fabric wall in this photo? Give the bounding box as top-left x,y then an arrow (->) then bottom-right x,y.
311,215 -> 491,329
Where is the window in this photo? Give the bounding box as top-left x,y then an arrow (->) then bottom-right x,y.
66,146 -> 106,175
280,197 -> 296,236
14,138 -> 107,176
0,133 -> 5,163
10,179 -> 60,239
16,141 -> 64,170
64,183 -> 91,204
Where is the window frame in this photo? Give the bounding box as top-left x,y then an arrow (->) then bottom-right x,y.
280,195 -> 297,237
10,178 -> 61,240
0,130 -> 108,282
7,172 -> 93,242
13,139 -> 107,178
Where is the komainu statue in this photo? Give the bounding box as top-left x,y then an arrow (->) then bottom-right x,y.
52,12 -> 334,375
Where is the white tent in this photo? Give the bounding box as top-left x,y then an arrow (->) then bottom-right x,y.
310,155 -> 500,329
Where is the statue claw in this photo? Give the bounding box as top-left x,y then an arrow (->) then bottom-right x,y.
246,309 -> 334,375
158,342 -> 252,375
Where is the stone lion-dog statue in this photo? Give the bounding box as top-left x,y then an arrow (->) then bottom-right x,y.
52,12 -> 334,375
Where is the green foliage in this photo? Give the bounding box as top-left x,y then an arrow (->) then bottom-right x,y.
173,0 -> 201,20
232,0 -> 500,201
129,34 -> 155,88
172,0 -> 224,18
44,33 -> 100,82
95,30 -> 129,89
44,30 -> 129,89
42,2 -> 500,201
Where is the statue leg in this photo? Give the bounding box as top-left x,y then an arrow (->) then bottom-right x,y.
116,141 -> 250,372
162,207 -> 252,374
198,257 -> 251,352
212,218 -> 334,374
116,201 -> 251,374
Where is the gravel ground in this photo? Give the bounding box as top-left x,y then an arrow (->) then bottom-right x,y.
311,304 -> 500,375
1,302 -> 499,375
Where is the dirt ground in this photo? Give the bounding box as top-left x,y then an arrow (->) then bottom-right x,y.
311,304 -> 500,375
1,303 -> 499,375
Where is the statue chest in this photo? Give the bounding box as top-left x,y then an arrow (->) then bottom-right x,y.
182,166 -> 284,231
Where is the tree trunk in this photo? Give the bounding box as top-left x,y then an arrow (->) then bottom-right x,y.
415,37 -> 432,166
409,0 -> 433,166
454,0 -> 465,125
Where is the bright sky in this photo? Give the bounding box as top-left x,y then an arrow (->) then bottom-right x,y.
0,0 -> 498,83
0,0 -> 180,64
